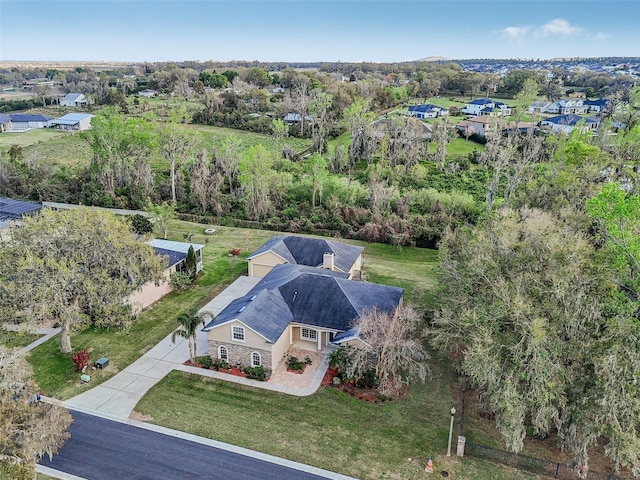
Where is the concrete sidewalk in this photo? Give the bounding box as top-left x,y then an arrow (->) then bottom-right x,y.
2,324 -> 61,354
65,276 -> 261,418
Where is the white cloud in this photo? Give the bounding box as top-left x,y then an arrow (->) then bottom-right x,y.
501,26 -> 530,39
536,18 -> 583,37
500,18 -> 584,40
594,32 -> 609,40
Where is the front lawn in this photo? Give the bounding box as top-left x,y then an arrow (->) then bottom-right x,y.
134,369 -> 541,480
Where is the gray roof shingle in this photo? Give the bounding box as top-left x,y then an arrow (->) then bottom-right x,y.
0,198 -> 42,221
247,235 -> 363,273
203,264 -> 403,343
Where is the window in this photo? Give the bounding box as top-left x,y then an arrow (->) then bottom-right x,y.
218,345 -> 228,361
232,326 -> 245,342
300,327 -> 317,341
251,352 -> 261,367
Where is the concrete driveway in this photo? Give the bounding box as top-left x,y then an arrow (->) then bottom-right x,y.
65,276 -> 261,418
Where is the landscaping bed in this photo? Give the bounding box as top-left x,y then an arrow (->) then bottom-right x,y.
320,366 -> 406,403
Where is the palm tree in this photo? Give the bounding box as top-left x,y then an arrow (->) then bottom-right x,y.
171,309 -> 212,363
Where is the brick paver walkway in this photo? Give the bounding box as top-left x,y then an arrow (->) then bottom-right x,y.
269,348 -> 325,389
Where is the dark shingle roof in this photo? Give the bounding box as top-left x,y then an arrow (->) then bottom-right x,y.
468,98 -> 493,105
9,114 -> 53,123
544,114 -> 599,126
0,198 -> 42,221
583,98 -> 608,108
247,235 -> 363,273
408,104 -> 443,113
203,264 -> 403,342
152,247 -> 186,269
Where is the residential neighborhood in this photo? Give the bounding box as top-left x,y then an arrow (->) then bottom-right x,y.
1,2 -> 640,479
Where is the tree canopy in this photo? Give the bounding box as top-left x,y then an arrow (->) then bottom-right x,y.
0,347 -> 72,479
431,208 -> 640,477
0,208 -> 166,353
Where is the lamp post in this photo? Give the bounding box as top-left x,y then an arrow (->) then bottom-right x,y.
447,406 -> 456,456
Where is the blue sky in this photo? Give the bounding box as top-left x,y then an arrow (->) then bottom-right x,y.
1,1 -> 637,62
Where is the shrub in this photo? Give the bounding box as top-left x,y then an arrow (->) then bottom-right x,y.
212,359 -> 230,370
170,271 -> 192,291
71,349 -> 90,372
129,214 -> 153,235
243,365 -> 269,381
304,356 -> 313,365
328,346 -> 353,381
194,355 -> 213,369
356,369 -> 379,389
285,355 -> 305,371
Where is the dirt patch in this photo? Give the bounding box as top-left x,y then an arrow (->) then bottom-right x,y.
129,411 -> 154,422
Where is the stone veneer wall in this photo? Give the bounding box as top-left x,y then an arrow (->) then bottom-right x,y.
208,340 -> 272,369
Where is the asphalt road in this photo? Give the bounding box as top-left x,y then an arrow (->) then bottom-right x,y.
39,411 -> 334,480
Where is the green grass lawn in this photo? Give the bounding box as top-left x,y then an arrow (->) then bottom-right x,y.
0,329 -> 40,349
9,122 -> 312,171
0,129 -> 71,148
427,137 -> 484,160
186,124 -> 311,157
17,131 -> 93,167
134,368 -> 541,480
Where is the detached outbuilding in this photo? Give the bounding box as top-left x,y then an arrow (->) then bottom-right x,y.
60,93 -> 88,107
51,113 -> 93,131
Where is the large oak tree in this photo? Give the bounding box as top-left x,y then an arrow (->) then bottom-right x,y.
0,208 -> 166,353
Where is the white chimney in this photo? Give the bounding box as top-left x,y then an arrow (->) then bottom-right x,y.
323,252 -> 335,270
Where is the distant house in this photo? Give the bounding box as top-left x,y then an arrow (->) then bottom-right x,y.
527,101 -> 553,114
5,114 -> 53,131
540,114 -> 600,134
569,91 -> 586,99
583,98 -> 609,114
127,239 -> 204,311
457,115 -> 501,136
138,89 -> 157,98
51,113 -> 93,131
202,264 -> 403,370
462,98 -> 511,116
283,113 -> 312,125
60,93 -> 87,107
407,104 -> 448,119
247,235 -> 364,279
545,99 -> 589,115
